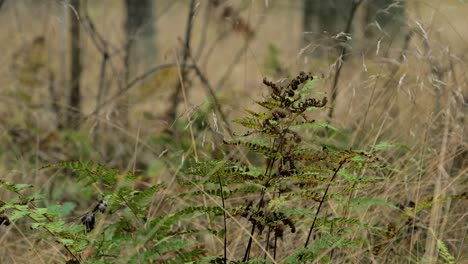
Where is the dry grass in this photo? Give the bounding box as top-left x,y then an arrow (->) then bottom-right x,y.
0,0 -> 466,263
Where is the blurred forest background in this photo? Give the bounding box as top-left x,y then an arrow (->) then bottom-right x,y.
0,0 -> 466,263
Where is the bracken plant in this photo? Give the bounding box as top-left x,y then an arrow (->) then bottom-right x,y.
183,71 -> 387,263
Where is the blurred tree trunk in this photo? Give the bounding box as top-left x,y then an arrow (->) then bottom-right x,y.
363,0 -> 406,52
120,0 -> 157,127
303,0 -> 406,55
302,0 -> 353,54
124,0 -> 157,77
66,0 -> 81,129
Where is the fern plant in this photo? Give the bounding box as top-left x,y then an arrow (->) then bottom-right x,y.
183,72 -> 387,263
0,161 -> 205,264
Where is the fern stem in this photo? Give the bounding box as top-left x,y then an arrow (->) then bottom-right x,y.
217,175 -> 227,264
264,226 -> 271,259
272,189 -> 282,260
243,222 -> 256,262
27,203 -> 81,263
273,226 -> 278,260
243,137 -> 282,261
304,159 -> 346,248
118,193 -> 143,225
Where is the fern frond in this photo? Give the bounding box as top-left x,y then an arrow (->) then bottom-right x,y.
59,160 -> 120,187
257,98 -> 282,110
131,184 -> 162,206
290,120 -> 337,131
233,116 -> 264,130
437,239 -> 456,264
181,185 -> 262,199
279,190 -> 324,202
176,206 -> 225,217
7,205 -> 30,221
0,180 -> 33,193
338,170 -> 387,184
285,171 -> 329,182
224,139 -> 279,158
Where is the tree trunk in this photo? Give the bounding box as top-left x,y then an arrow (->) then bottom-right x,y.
119,0 -> 156,128
125,0 -> 157,77
66,0 -> 81,129
303,0 -> 353,54
303,0 -> 406,55
363,0 -> 406,53
302,0 -> 315,44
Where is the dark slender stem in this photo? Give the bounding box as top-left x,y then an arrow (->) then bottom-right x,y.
273,189 -> 282,260
243,222 -> 256,262
243,136 -> 283,261
264,226 -> 271,258
304,159 -> 347,248
23,201 -> 81,263
273,225 -> 278,260
266,186 -> 281,260
217,175 -> 227,264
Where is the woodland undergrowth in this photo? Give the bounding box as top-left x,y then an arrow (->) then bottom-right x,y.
1,72 -> 465,264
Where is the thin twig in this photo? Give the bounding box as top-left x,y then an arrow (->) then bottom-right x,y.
81,0 -> 124,92
81,0 -> 110,53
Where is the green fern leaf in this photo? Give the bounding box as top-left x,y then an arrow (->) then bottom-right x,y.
290,120 -> 337,131
437,239 -> 456,264
232,116 -> 263,130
